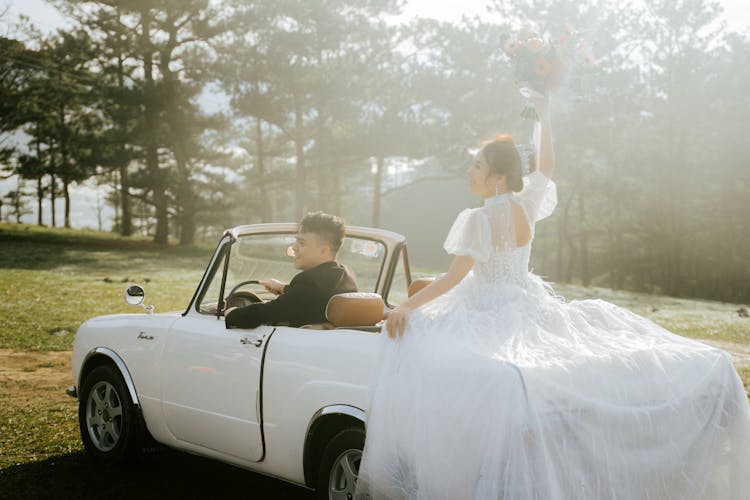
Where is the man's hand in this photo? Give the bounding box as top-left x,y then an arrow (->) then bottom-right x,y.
259,279 -> 287,295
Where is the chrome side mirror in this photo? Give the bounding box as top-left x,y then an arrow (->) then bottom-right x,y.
125,285 -> 154,314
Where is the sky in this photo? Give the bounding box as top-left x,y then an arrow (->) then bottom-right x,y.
1,0 -> 749,229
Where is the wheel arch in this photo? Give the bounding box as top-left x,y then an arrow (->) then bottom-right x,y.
79,347 -> 140,406
303,405 -> 366,488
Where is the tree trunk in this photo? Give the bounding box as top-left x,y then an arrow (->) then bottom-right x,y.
161,64 -> 194,246
36,176 -> 43,226
49,173 -> 56,227
332,162 -> 341,216
58,88 -> 71,230
294,96 -> 306,220
117,45 -> 132,236
13,193 -> 21,223
562,188 -> 577,283
255,117 -> 270,222
171,127 -> 195,245
578,190 -> 590,287
175,157 -> 196,246
119,164 -> 131,235
63,178 -> 71,229
141,7 -> 168,244
315,122 -> 325,211
96,192 -> 103,231
372,156 -> 383,227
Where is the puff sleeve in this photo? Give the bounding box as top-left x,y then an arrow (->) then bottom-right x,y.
443,208 -> 492,262
518,170 -> 558,223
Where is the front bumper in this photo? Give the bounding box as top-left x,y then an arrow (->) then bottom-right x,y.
66,385 -> 78,398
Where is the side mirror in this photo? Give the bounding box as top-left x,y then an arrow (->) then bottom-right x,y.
125,285 -> 144,305
124,284 -> 154,314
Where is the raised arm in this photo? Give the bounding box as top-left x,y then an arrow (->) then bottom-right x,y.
385,254 -> 474,338
532,96 -> 554,179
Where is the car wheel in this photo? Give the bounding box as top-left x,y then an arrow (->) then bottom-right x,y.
316,427 -> 365,500
79,364 -> 143,464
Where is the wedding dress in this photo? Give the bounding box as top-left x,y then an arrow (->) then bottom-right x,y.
355,170 -> 750,499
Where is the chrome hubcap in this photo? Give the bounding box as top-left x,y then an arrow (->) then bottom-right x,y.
329,448 -> 361,500
86,381 -> 123,452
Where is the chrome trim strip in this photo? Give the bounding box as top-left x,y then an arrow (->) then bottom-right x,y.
256,327 -> 277,462
80,347 -> 140,406
229,223 -> 405,247
305,404 -> 367,443
303,404 -> 367,486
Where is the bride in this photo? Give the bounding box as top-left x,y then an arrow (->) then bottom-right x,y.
354,96 -> 750,499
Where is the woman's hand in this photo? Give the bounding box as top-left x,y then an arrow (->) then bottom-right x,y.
529,92 -> 550,120
386,305 -> 412,339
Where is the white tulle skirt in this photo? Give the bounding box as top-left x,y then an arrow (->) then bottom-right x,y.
355,273 -> 750,499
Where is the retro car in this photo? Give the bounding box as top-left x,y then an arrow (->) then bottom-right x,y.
67,223 -> 432,499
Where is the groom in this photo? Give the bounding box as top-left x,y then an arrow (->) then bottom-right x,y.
225,211 -> 358,329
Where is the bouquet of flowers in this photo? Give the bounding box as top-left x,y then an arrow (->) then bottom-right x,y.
503,25 -> 595,120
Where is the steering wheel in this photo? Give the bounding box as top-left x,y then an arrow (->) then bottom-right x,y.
225,280 -> 264,309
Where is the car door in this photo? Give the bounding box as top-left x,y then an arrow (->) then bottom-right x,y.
160,313 -> 271,462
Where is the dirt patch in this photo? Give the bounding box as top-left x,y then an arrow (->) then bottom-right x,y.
0,349 -> 73,404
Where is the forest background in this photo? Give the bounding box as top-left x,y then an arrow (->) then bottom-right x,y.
1,0 -> 749,305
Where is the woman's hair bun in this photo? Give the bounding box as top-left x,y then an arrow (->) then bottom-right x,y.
480,135 -> 524,192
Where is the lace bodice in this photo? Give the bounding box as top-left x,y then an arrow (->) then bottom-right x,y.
443,170 -> 557,286
473,243 -> 532,285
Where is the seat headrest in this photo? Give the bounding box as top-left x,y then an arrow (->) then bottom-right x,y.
326,292 -> 385,327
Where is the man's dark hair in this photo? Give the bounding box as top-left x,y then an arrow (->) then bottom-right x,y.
299,211 -> 346,254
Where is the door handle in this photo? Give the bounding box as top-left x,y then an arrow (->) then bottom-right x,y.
240,336 -> 262,347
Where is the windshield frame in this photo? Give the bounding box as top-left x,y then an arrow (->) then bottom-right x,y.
184,228 -> 394,318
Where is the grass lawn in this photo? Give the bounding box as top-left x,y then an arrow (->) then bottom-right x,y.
1,221 -> 749,497
0,222 -> 212,351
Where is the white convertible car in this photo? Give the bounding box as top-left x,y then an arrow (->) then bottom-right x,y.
67,223 -> 431,499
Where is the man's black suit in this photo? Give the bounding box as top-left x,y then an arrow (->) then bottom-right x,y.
224,261 -> 357,329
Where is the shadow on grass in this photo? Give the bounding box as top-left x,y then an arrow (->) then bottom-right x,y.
0,448 -> 315,500
0,227 -> 213,272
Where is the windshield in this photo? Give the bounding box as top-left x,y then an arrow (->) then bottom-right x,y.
197,232 -> 387,315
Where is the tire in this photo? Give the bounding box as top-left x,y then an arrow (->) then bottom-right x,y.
78,364 -> 144,465
316,427 -> 365,500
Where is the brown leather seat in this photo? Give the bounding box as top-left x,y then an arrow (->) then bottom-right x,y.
325,292 -> 385,328
408,277 -> 435,297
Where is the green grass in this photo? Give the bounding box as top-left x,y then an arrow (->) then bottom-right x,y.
552,283 -> 750,344
2,221 -> 748,350
0,393 -> 79,466
0,222 -> 212,351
